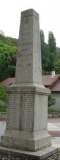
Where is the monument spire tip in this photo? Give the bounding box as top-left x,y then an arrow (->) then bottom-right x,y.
21,8 -> 39,19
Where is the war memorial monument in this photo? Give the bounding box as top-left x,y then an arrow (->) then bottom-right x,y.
0,9 -> 60,159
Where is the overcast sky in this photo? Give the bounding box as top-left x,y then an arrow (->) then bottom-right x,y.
0,0 -> 60,47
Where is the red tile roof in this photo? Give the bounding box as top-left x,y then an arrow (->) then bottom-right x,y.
42,74 -> 60,86
0,78 -> 15,87
51,79 -> 60,92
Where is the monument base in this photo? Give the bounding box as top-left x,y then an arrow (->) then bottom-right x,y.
1,84 -> 51,151
0,145 -> 60,160
1,130 -> 51,151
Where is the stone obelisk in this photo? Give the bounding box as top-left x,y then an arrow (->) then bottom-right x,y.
1,9 -> 51,151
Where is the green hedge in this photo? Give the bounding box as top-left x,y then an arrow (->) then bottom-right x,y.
48,107 -> 60,114
0,104 -> 6,112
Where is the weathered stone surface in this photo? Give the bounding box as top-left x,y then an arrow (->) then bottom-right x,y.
1,86 -> 51,151
15,9 -> 42,84
1,9 -> 51,151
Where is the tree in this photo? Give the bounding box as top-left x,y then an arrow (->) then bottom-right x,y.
0,30 -> 60,80
41,31 -> 58,74
0,40 -> 17,81
48,31 -> 56,53
40,30 -> 50,72
0,85 -> 7,102
40,30 -> 45,43
0,52 -> 11,81
41,42 -> 51,72
0,84 -> 7,112
53,58 -> 60,74
7,65 -> 16,77
48,94 -> 55,107
0,35 -> 18,47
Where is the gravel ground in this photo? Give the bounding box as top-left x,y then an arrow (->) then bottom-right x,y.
45,152 -> 60,160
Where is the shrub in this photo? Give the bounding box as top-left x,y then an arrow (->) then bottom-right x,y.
0,85 -> 7,102
0,104 -> 6,112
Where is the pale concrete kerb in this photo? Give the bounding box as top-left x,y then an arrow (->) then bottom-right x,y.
52,144 -> 60,151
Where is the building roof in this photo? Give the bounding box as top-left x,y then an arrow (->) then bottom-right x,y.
50,79 -> 60,92
0,78 -> 15,87
42,74 -> 60,86
0,74 -> 60,92
42,74 -> 60,92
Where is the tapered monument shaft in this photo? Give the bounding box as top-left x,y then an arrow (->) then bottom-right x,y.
1,9 -> 51,151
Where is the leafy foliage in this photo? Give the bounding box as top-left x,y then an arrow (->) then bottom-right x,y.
48,31 -> 56,53
0,38 -> 17,81
0,35 -> 18,46
0,104 -> 6,112
40,30 -> 45,43
0,85 -> 7,102
48,107 -> 60,115
0,84 -> 7,112
0,30 -> 60,82
53,56 -> 60,74
40,30 -> 60,74
48,94 -> 55,107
